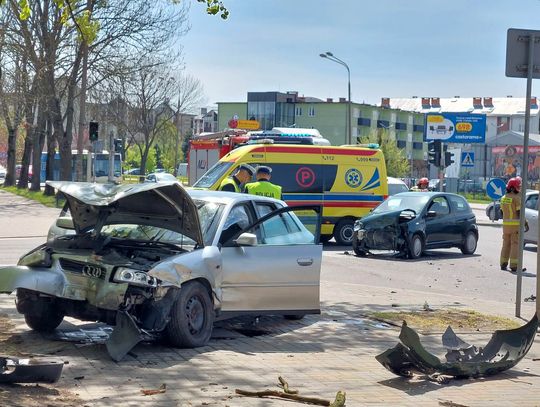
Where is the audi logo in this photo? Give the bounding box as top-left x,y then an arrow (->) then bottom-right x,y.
82,265 -> 104,278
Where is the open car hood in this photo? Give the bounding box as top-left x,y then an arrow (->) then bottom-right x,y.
47,181 -> 203,247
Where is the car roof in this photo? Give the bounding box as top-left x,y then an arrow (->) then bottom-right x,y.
393,191 -> 465,199
387,176 -> 406,185
187,188 -> 284,205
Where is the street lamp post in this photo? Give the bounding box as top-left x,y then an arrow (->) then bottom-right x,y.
320,52 -> 352,145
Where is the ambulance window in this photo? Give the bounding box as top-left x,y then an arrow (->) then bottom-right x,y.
193,162 -> 234,188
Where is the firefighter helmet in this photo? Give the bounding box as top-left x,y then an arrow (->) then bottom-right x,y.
417,177 -> 429,187
507,177 -> 521,191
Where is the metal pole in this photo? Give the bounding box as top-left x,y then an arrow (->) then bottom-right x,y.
108,131 -> 114,183
515,34 -> 535,318
347,69 -> 352,145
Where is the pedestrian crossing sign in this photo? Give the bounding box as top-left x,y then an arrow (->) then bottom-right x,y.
461,151 -> 475,167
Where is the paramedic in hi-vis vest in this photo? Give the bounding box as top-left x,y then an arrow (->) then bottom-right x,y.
218,164 -> 255,193
245,166 -> 282,199
500,177 -> 528,271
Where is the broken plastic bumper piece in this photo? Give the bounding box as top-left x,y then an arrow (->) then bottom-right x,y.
376,313 -> 538,378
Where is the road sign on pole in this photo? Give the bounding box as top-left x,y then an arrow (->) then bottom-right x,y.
506,28 -> 540,317
461,151 -> 475,167
486,178 -> 506,201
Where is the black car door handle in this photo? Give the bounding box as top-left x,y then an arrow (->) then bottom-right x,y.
297,258 -> 313,266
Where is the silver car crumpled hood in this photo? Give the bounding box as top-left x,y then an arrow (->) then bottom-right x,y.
47,181 -> 203,247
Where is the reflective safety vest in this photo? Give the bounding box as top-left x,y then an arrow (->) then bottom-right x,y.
245,180 -> 282,199
501,192 -> 521,229
219,177 -> 241,193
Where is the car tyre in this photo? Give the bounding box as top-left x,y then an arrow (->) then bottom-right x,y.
461,231 -> 478,255
284,314 -> 305,320
487,207 -> 494,221
334,219 -> 355,245
408,234 -> 424,259
23,303 -> 64,333
352,236 -> 368,256
166,281 -> 214,348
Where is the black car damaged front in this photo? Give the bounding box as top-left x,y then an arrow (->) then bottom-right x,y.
353,209 -> 418,255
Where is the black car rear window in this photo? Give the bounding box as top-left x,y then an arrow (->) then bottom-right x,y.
448,195 -> 471,213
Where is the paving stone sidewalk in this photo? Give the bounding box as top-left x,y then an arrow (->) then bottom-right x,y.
0,280 -> 539,407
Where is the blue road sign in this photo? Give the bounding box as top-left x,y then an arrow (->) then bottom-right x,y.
461,151 -> 475,167
486,178 -> 507,200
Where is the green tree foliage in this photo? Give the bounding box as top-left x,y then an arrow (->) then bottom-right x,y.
125,145 -> 156,174
181,130 -> 193,163
360,129 -> 410,178
154,118 -> 180,172
196,0 -> 229,19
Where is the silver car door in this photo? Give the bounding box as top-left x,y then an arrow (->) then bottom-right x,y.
525,193 -> 538,244
220,205 -> 321,314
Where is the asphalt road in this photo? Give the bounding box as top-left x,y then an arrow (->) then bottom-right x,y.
322,224 -> 538,305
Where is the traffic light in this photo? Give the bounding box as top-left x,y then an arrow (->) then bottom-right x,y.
89,121 -> 99,142
428,140 -> 441,167
442,144 -> 455,168
114,138 -> 123,153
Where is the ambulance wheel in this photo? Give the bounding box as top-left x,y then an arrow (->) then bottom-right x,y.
334,219 -> 355,245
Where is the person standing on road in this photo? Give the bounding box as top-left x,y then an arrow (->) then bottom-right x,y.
411,177 -> 429,192
245,166 -> 282,199
218,164 -> 255,193
500,177 -> 527,271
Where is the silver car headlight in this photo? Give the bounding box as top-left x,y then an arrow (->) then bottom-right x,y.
113,267 -> 157,288
354,220 -> 363,232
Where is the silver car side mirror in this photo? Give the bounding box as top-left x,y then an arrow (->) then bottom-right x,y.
56,216 -> 75,230
234,232 -> 257,246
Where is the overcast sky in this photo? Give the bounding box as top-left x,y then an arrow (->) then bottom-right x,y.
181,0 -> 540,107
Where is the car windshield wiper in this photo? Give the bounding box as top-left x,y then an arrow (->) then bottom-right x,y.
106,237 -> 185,251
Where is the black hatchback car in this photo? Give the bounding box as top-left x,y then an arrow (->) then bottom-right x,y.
352,192 -> 478,258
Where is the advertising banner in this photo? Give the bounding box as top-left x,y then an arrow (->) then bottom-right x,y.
424,113 -> 486,143
492,145 -> 540,181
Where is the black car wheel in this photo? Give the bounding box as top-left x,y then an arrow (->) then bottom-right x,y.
334,219 -> 355,245
352,235 -> 368,256
23,303 -> 64,333
408,234 -> 424,259
166,281 -> 214,348
487,206 -> 494,220
461,231 -> 478,255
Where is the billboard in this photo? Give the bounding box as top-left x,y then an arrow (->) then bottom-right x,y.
492,145 -> 540,181
424,113 -> 486,143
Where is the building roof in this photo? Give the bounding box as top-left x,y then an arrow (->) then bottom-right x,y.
384,97 -> 540,116
489,130 -> 540,146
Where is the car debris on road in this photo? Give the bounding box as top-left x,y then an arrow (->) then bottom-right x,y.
0,356 -> 63,383
376,313 -> 538,379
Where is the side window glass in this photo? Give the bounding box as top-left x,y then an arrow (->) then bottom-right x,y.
428,197 -> 450,215
255,203 -> 276,218
448,195 -> 470,213
220,204 -> 251,245
526,195 -> 538,210
246,208 -> 318,246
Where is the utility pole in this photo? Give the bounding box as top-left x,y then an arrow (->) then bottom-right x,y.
108,131 -> 115,183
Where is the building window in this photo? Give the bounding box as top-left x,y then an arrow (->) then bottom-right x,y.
295,107 -> 302,116
396,140 -> 407,149
413,124 -> 424,133
308,106 -> 315,117
377,120 -> 390,128
413,142 -> 423,150
357,118 -> 371,126
395,122 -> 407,130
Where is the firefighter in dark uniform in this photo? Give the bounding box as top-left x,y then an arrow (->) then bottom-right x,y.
218,164 -> 255,193
245,166 -> 282,199
500,177 -> 527,271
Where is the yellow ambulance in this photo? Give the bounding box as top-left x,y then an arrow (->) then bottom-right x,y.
193,142 -> 388,244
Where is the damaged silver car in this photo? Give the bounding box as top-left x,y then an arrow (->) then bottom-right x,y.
0,181 -> 322,360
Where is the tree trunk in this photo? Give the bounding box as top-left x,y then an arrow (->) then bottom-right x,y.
30,109 -> 47,191
4,127 -> 17,187
17,130 -> 33,189
139,147 -> 149,183
44,120 -> 56,196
